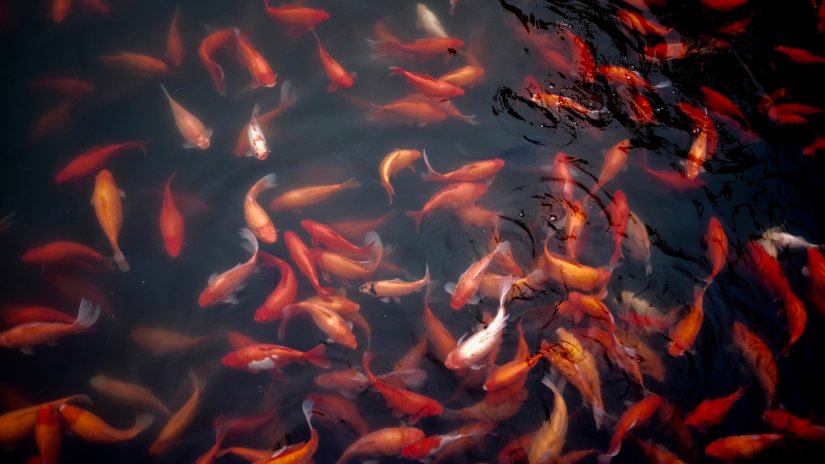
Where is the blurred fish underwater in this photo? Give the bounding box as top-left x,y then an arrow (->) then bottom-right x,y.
1,0 -> 825,462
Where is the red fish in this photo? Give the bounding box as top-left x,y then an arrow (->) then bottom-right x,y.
263,1 -> 330,36
166,6 -> 184,66
313,32 -> 356,92
56,141 -> 147,184
58,405 -> 153,443
370,20 -> 464,61
28,77 -> 94,97
22,241 -> 109,270
222,343 -> 329,372
362,352 -> 442,424
616,10 -> 671,37
700,86 -> 750,128
705,434 -> 783,461
700,0 -> 749,11
160,173 -> 184,257
300,220 -> 374,256
803,136 -> 825,156
763,409 -> 825,441
705,216 -> 728,282
389,66 -> 464,99
35,404 -> 61,464
199,28 -> 233,96
254,253 -> 297,322
598,65 -> 667,90
284,230 -> 334,297
562,29 -> 596,82
160,84 -> 211,149
198,229 -> 258,307
447,241 -> 511,309
234,29 -> 276,88
684,386 -> 746,431
52,0 -> 71,23
774,45 -> 825,64
306,393 -> 368,436
421,150 -> 504,182
0,306 -> 75,326
733,321 -> 777,403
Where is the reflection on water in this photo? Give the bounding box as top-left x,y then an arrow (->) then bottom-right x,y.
1,0 -> 825,462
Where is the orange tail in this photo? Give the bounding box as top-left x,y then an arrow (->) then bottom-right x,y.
305,344 -> 330,368
405,211 -> 425,232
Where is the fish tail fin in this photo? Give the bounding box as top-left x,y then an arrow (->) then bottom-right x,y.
494,240 -> 511,257
405,211 -> 424,231
387,66 -> 403,77
74,298 -> 101,330
305,344 -> 330,368
130,414 -> 155,436
302,398 -> 314,427
422,263 -> 430,285
654,79 -> 672,89
278,80 -> 298,110
257,173 -> 278,192
361,351 -> 377,383
159,83 -> 171,100
420,149 -> 445,181
251,102 -> 260,119
343,177 -> 362,189
239,228 -> 259,258
113,250 -> 129,272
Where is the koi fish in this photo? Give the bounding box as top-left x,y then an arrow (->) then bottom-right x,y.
130,326 -> 209,355
368,26 -> 464,62
58,405 -> 153,443
199,28 -> 234,96
21,241 -> 109,270
668,287 -> 705,357
242,105 -> 270,159
591,139 -> 630,199
421,150 -> 505,182
263,1 -> 330,36
306,393 -> 368,436
160,84 -> 211,149
531,92 -> 602,119
35,404 -> 61,464
149,372 -> 200,455
328,211 -> 394,242
337,427 -> 424,464
704,216 -> 729,282
704,434 -> 783,461
28,77 -> 94,97
284,230 -> 334,297
774,45 -> 825,64
762,409 -> 825,442
313,32 -> 356,92
389,66 -> 464,99
406,182 -> 489,231
447,241 -> 511,309
616,9 -> 671,37
55,140 -> 148,184
234,81 -> 297,156
562,29 -> 596,83
539,239 -> 612,292
733,321 -> 777,404
0,298 -> 99,353
0,395 -> 90,445
606,190 -> 631,267
166,6 -> 184,66
684,386 -> 746,431
0,306 -> 76,326
444,277 -> 512,370
624,211 -> 652,274
300,220 -> 374,256
234,29 -> 276,88
88,374 -> 171,417
528,378 -> 568,463
803,136 -> 825,156
311,232 -> 383,281
160,173 -> 184,257
362,352 -> 442,424
360,264 -> 430,303
31,98 -> 74,141
379,148 -> 422,203
92,169 -> 129,271
194,417 -> 229,464
198,229 -> 258,307
244,174 -> 278,243
438,64 -> 486,88
270,178 -> 361,211
52,0 -> 71,23
700,86 -> 750,128
98,52 -> 169,76
284,302 -> 358,349
598,65 -> 669,90
254,253 -> 297,322
483,323 -> 542,392
222,343 -> 329,372
601,395 -> 662,461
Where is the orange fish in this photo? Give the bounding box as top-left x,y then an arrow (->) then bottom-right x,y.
732,321 -> 777,403
484,322 -> 541,392
311,233 -> 383,281
606,190 -> 631,267
306,393 -> 368,436
313,32 -> 356,92
0,395 -> 89,445
590,139 -> 630,199
640,151 -> 704,191
362,352 -> 442,424
52,0 -> 71,23
0,298 -> 99,353
378,148 -> 422,203
0,306 -> 76,326
422,294 -> 457,361
244,174 -> 278,243
369,97 -> 448,126
88,374 -> 171,417
199,28 -> 233,96
360,265 -> 430,303
234,29 -> 276,88
284,230 -> 333,296
160,173 -> 184,257
222,343 -> 329,372
405,182 -> 489,231
701,86 -> 750,128
234,82 -> 297,157
328,211 -> 394,242
369,26 -> 464,62
166,6 -> 184,66
421,150 -> 504,183
301,220 -> 374,256
149,371 -> 200,455
668,287 -> 705,357
34,404 -> 61,464
263,0 -> 330,36
198,229 -> 258,307
539,239 -> 611,292
684,386 -> 746,431
254,253 -> 297,322
283,302 -> 358,349
438,64 -> 485,88
389,66 -> 464,99
337,426 -> 425,464
601,395 -> 662,461
705,216 -> 728,282
31,98 -> 75,141
98,52 -> 169,76
130,326 -> 209,355
598,65 -> 667,90
92,169 -> 129,271
528,378 -> 568,463
270,178 -> 361,211
194,417 -> 229,464
55,141 -> 148,184
58,404 -> 153,443
616,9 -> 671,37
447,241 -> 511,309
531,92 -> 601,119
160,84 -> 211,149
704,434 -> 783,461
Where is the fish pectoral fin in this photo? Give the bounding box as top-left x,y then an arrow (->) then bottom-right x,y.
444,282 -> 457,295
183,142 -> 195,149
118,189 -> 126,198
467,294 -> 481,305
380,297 -> 391,303
223,294 -> 239,305
19,347 -> 34,355
393,297 -> 401,304
207,273 -> 218,284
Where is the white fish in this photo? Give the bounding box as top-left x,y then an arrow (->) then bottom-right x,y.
760,227 -> 821,257
246,104 -> 270,160
416,4 -> 449,38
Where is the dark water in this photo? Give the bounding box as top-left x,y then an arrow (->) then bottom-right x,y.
2,0 -> 825,462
